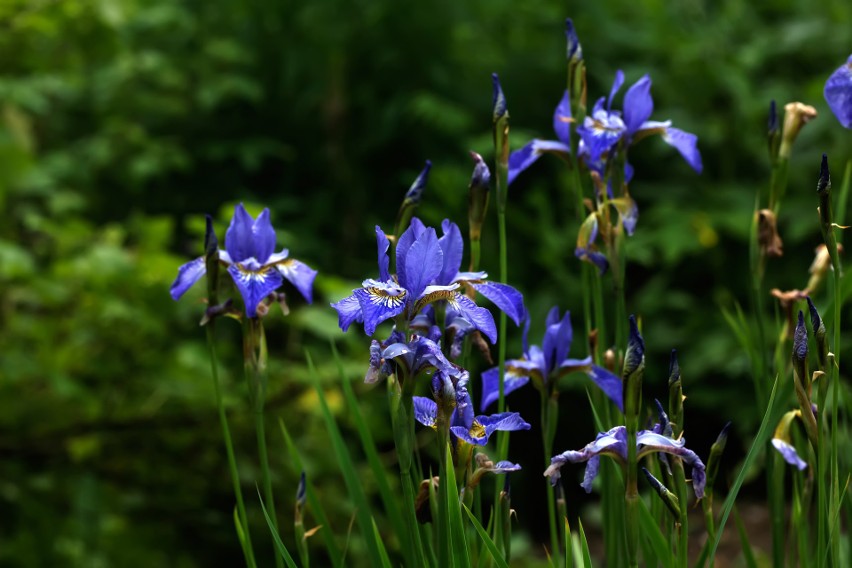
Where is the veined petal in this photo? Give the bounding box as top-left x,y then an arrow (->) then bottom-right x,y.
507,139 -> 571,186
170,256 -> 206,300
585,365 -> 624,411
402,227 -> 443,299
437,219 -> 464,285
451,412 -> 530,446
251,208 -> 277,262
623,75 -> 653,135
553,90 -> 573,145
277,258 -> 317,303
772,438 -> 808,471
413,283 -> 460,314
448,293 -> 497,343
544,426 -> 627,487
395,217 -> 426,288
410,335 -> 457,377
354,280 -> 408,336
470,281 -> 526,326
451,381 -> 475,431
576,113 -> 625,164
480,364 -> 531,412
376,226 -> 391,281
228,259 -> 284,317
330,293 -> 363,332
824,55 -> 852,129
662,127 -> 703,173
413,397 -> 438,428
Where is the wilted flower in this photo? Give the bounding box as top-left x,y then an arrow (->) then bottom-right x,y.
824,55 -> 852,129
170,204 -> 317,317
480,307 -> 622,411
757,209 -> 784,258
779,102 -> 818,158
544,425 -> 706,498
771,410 -> 808,470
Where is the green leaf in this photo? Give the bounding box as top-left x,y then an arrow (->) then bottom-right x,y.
257,487 -> 299,568
443,443 -> 472,568
463,505 -> 509,568
372,517 -> 394,568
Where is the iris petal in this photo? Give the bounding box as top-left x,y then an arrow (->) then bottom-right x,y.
354,280 -> 408,336
170,256 -> 206,300
395,217 -> 426,290
330,293 -> 363,332
662,127 -> 703,173
277,258 -> 317,303
448,293 -> 497,343
480,365 -> 531,411
413,397 -> 438,428
585,365 -> 624,411
607,70 -> 625,110
403,228 -> 443,299
437,220 -> 464,285
228,260 -> 284,317
225,204 -> 256,262
376,226 -> 391,282
623,75 -> 654,135
251,208 -> 277,262
553,90 -> 572,145
772,438 -> 808,471
508,139 -> 571,186
450,412 -> 530,445
824,55 -> 852,129
470,281 -> 526,326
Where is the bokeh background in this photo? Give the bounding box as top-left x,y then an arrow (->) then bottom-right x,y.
2,0 -> 851,565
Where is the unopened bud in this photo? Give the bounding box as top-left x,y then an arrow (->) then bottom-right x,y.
642,467 -> 681,519
623,315 -> 645,378
468,151 -> 491,243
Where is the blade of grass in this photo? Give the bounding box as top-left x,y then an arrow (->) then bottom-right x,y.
733,505 -> 758,568
709,375 -> 782,562
463,504 -> 509,568
279,419 -> 343,567
306,349 -> 384,566
257,487 -> 299,568
444,443 -> 472,568
372,517 -> 394,568
577,519 -> 593,568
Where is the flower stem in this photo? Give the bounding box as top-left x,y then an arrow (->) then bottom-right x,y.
541,392 -> 561,565
206,326 -> 257,568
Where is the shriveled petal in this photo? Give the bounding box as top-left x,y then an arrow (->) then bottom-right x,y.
365,340 -> 384,384
437,219 -> 464,285
170,257 -> 206,300
490,461 -> 522,474
824,55 -> 852,129
544,426 -> 626,487
662,127 -> 703,173
553,90 -> 572,145
575,246 -> 609,275
402,227 -> 443,299
354,280 -> 408,336
772,438 -> 808,471
585,365 -> 624,411
507,139 -> 571,186
623,75 -> 653,135
395,217 -> 426,288
637,430 -> 706,498
277,258 -> 317,303
609,196 -> 639,236
376,226 -> 391,281
228,260 -> 284,317
448,293 -> 497,343
330,293 -> 363,332
480,364 -> 531,412
413,397 -> 438,428
470,281 -> 526,326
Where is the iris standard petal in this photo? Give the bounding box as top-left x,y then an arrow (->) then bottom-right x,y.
470,281 -> 526,326
623,75 -> 654,135
402,227 -> 443,299
376,226 -> 391,281
480,364 -> 532,412
251,208 -> 277,262
395,217 -> 427,289
354,279 -> 408,336
228,259 -> 285,317
170,256 -> 206,300
553,90 -> 572,145
576,112 -> 626,164
330,293 -> 363,332
586,365 -> 624,411
772,438 -> 808,471
437,219 -> 464,285
607,70 -> 625,111
824,55 -> 852,129
277,258 -> 317,303
225,203 -> 257,262
542,308 -> 571,373
662,127 -> 703,173
413,397 -> 438,428
448,293 -> 497,343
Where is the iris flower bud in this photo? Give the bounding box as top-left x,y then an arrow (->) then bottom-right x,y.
806,296 -> 828,370
642,467 -> 681,519
779,102 -> 817,159
705,422 -> 731,496
467,151 -> 491,245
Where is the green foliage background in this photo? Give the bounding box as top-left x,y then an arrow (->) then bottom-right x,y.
1,0 -> 851,565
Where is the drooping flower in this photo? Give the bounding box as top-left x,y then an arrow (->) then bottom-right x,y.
771,409 -> 808,471
331,218 -> 525,342
544,425 -> 706,498
824,55 -> 852,129
413,375 -> 530,446
480,307 -> 622,411
170,203 -> 317,317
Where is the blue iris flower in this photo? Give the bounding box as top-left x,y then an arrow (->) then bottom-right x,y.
365,329 -> 460,385
331,218 -> 525,342
413,373 -> 531,446
824,54 -> 852,129
480,307 -> 622,412
544,424 -> 706,498
170,203 -> 317,317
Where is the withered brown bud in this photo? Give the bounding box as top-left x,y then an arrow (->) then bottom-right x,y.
807,243 -> 844,293
779,102 -> 818,159
770,288 -> 808,340
414,477 -> 440,524
757,209 -> 784,258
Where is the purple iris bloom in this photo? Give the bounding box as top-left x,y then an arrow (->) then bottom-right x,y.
507,90 -> 573,186
170,203 -> 317,317
331,218 -> 524,342
771,438 -> 807,471
544,425 -> 706,498
576,71 -> 703,173
413,375 -> 531,446
480,307 -> 622,412
824,54 -> 852,129
365,330 -> 459,385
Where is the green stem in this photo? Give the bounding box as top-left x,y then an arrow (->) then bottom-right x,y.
671,460 -> 689,568
255,410 -> 282,568
206,326 -> 257,568
541,393 -> 560,565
